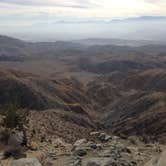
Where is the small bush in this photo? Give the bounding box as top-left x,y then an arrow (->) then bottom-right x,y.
1,104 -> 29,146
3,104 -> 21,129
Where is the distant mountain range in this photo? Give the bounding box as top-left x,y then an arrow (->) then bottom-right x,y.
53,16 -> 166,24
111,16 -> 166,22
1,16 -> 166,42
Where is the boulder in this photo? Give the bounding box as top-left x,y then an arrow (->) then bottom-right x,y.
90,132 -> 100,137
89,143 -> 97,149
98,133 -> 112,142
73,148 -> 87,157
12,158 -> 42,166
74,139 -> 87,147
8,131 -> 24,146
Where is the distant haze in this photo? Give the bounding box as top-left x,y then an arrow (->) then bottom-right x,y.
0,17 -> 166,42
0,0 -> 166,42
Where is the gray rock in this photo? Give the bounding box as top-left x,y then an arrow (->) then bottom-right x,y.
89,143 -> 97,149
98,133 -> 112,142
73,148 -> 87,157
8,131 -> 24,146
105,135 -> 112,142
12,158 -> 42,166
68,156 -> 82,166
98,133 -> 106,142
74,139 -> 87,147
98,146 -> 121,159
90,132 -> 100,137
47,150 -> 56,160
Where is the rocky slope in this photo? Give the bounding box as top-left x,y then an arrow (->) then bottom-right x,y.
1,67 -> 166,144
0,69 -> 96,145
86,69 -> 166,143
0,131 -> 165,166
0,35 -> 166,165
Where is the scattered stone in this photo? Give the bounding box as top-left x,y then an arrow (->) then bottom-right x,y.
98,133 -> 112,142
68,156 -> 82,166
73,148 -> 87,157
96,144 -> 102,149
53,138 -> 67,147
11,158 -> 42,166
89,143 -> 97,149
74,139 -> 87,147
98,145 -> 124,159
47,149 -> 57,160
105,159 -> 135,166
82,157 -> 116,166
121,147 -> 132,154
105,135 -> 112,142
98,133 -> 106,142
90,132 -> 100,136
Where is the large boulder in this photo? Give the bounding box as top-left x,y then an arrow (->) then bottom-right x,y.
12,158 -> 42,166
8,131 -> 24,146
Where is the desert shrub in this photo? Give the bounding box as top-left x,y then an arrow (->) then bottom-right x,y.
2,103 -> 29,129
3,104 -> 21,129
1,103 -> 29,146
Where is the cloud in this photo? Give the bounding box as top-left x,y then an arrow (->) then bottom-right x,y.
143,0 -> 166,4
0,0 -> 98,8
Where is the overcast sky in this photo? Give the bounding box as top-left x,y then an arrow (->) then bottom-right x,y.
0,0 -> 166,41
0,0 -> 166,20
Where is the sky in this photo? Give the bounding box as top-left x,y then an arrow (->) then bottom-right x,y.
0,0 -> 166,41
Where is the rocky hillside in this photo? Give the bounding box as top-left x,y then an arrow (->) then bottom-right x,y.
86,69 -> 166,143
0,130 -> 165,166
0,69 -> 92,111
1,67 -> 166,144
0,35 -> 166,165
0,69 -> 97,145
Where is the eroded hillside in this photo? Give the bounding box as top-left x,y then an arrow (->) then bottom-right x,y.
0,36 -> 166,165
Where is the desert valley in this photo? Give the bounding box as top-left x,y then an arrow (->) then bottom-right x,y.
0,35 -> 166,165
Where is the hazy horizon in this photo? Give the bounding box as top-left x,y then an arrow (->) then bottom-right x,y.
0,0 -> 166,41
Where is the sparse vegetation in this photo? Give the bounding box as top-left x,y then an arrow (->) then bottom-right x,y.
0,103 -> 29,147
0,35 -> 166,165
